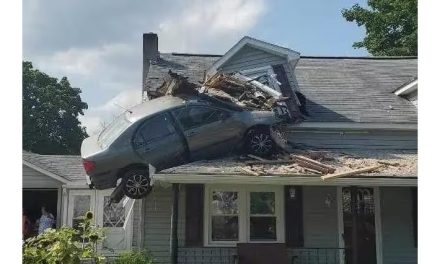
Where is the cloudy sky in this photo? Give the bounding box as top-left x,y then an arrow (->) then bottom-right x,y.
23,0 -> 367,135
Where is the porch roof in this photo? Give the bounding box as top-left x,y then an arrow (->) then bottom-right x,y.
153,150 -> 417,186
23,151 -> 86,184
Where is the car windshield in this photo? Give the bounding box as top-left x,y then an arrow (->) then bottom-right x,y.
98,113 -> 132,148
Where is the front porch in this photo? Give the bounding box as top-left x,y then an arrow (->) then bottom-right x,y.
142,184 -> 417,264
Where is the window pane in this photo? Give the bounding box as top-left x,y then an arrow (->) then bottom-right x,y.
174,107 -> 223,130
212,216 -> 239,241
250,217 -> 277,241
138,114 -> 175,143
72,195 -> 91,230
250,192 -> 275,215
73,195 -> 91,218
103,196 -> 125,228
211,191 -> 238,215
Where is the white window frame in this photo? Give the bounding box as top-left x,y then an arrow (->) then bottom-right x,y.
67,190 -> 96,227
66,189 -> 133,254
204,184 -> 284,247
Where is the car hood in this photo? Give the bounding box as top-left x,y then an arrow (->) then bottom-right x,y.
81,134 -> 102,159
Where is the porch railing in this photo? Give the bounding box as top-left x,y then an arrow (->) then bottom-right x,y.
290,248 -> 346,264
177,247 -> 346,264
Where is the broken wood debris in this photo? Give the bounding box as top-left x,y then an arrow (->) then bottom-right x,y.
149,70 -> 292,113
247,154 -> 269,162
241,167 -> 261,176
234,149 -> 402,180
321,165 -> 383,180
291,154 -> 336,174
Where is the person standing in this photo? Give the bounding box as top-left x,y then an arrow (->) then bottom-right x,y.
22,209 -> 31,240
37,206 -> 55,234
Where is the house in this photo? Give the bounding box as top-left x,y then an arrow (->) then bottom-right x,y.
23,33 -> 417,264
140,34 -> 418,264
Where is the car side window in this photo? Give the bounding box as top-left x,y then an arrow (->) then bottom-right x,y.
173,106 -> 228,131
135,114 -> 176,146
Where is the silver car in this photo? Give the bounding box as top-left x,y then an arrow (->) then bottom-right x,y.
81,95 -> 286,199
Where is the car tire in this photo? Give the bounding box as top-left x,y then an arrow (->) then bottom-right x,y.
122,168 -> 152,199
245,127 -> 275,157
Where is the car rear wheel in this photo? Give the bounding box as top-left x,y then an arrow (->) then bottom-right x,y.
122,168 -> 152,199
245,127 -> 275,157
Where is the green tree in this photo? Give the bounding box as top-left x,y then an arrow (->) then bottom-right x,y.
342,0 -> 417,56
23,61 -> 88,154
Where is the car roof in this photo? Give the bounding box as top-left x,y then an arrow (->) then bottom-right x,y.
126,96 -> 187,122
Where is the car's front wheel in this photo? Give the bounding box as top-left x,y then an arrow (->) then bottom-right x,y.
245,127 -> 275,157
122,168 -> 152,199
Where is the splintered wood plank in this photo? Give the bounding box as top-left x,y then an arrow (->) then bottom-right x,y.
321,165 -> 383,181
291,155 -> 336,173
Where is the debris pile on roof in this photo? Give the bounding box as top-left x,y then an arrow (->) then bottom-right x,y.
160,150 -> 417,179
240,150 -> 416,180
148,70 -> 292,114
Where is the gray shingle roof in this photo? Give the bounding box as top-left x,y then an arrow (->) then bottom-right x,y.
295,57 -> 417,123
23,152 -> 86,183
144,54 -> 417,124
145,53 -> 221,91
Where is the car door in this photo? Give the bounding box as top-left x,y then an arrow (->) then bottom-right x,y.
172,105 -> 241,160
132,112 -> 187,170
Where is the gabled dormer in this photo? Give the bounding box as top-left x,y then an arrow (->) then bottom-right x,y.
207,36 -> 303,119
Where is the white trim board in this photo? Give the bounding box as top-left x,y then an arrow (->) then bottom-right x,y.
23,160 -> 70,184
206,36 -> 300,78
153,173 -> 417,187
374,186 -> 384,264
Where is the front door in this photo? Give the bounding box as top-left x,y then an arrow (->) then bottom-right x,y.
342,187 -> 377,264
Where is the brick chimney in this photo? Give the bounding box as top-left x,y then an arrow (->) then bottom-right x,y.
142,33 -> 159,101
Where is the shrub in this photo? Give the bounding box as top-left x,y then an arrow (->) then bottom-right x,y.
23,212 -> 105,264
113,250 -> 155,264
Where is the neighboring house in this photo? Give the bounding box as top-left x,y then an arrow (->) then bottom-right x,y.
140,34 -> 418,264
22,152 -> 143,255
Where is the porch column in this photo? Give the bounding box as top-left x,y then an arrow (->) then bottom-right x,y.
170,183 -> 180,264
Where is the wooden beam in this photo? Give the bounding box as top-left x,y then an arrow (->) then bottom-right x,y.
321,165 -> 383,181
291,155 -> 336,173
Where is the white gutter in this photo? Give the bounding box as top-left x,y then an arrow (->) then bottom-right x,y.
152,173 -> 417,187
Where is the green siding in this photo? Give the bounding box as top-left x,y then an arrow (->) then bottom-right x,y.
381,187 -> 417,264
303,186 -> 339,247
